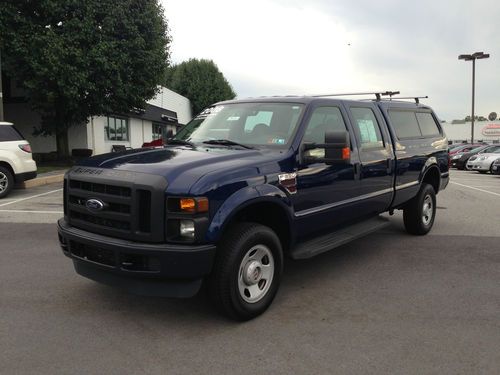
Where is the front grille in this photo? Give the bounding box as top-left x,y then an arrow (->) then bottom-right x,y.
69,179 -> 131,197
65,168 -> 167,243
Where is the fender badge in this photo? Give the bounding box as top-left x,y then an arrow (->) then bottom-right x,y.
278,172 -> 298,195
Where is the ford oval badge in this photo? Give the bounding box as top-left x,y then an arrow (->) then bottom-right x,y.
85,198 -> 105,212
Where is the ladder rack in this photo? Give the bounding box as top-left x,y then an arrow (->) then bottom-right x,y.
391,96 -> 428,104
311,91 -> 400,101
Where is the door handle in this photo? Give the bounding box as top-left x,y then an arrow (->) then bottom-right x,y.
353,162 -> 361,178
386,158 -> 393,174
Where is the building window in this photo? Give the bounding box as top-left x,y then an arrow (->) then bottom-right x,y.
105,116 -> 129,141
152,123 -> 163,140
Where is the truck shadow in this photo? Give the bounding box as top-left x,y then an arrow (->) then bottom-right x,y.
74,221 -> 409,325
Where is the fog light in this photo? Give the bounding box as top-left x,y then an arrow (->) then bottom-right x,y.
180,220 -> 195,239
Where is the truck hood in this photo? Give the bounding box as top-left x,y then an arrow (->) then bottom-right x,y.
77,146 -> 283,193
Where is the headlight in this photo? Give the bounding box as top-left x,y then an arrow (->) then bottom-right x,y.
452,154 -> 462,159
180,220 -> 195,239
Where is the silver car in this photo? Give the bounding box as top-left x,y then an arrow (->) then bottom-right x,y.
466,150 -> 500,173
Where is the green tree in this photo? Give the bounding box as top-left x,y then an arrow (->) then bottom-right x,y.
0,0 -> 170,158
165,58 -> 236,115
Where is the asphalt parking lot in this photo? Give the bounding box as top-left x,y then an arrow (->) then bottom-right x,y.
1,170 -> 500,374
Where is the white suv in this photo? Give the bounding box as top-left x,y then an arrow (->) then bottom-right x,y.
0,122 -> 37,198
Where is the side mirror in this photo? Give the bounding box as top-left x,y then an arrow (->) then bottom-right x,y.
324,131 -> 350,164
301,130 -> 350,165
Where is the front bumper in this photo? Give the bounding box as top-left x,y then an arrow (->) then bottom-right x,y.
57,219 -> 216,298
467,160 -> 491,171
451,159 -> 466,169
15,170 -> 37,182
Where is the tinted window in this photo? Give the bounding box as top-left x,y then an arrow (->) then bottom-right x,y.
302,107 -> 346,159
485,146 -> 500,153
303,107 -> 346,144
0,125 -> 24,141
416,112 -> 441,136
388,110 -> 422,139
350,107 -> 384,148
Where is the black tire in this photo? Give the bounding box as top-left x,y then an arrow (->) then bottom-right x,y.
0,166 -> 14,199
403,183 -> 436,235
208,222 -> 283,321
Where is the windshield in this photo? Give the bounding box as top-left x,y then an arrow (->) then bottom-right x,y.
174,103 -> 304,148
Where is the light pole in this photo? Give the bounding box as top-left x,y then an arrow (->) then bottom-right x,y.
458,52 -> 490,143
0,48 -> 4,121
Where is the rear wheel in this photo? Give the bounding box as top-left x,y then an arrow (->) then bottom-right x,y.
403,183 -> 436,235
208,223 -> 283,321
0,166 -> 14,199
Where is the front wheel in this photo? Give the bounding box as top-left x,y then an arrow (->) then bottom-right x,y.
403,183 -> 436,235
208,223 -> 283,321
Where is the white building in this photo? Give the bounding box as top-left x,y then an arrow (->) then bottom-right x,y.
3,82 -> 192,156
442,121 -> 500,144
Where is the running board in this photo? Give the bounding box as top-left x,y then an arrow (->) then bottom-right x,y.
290,216 -> 390,259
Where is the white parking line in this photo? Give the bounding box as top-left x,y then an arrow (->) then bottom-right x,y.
0,188 -> 63,208
450,181 -> 500,197
0,210 -> 63,214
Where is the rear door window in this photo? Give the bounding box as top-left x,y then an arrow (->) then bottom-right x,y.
0,125 -> 24,142
416,112 -> 441,137
350,107 -> 384,149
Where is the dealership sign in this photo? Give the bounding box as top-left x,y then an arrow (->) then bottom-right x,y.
482,124 -> 500,136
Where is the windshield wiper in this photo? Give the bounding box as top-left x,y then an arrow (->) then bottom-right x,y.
202,139 -> 254,149
166,139 -> 195,147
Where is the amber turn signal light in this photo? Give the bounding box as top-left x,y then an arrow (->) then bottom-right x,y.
342,147 -> 350,160
179,197 -> 209,213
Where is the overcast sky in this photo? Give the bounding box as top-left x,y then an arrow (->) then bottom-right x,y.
162,0 -> 500,121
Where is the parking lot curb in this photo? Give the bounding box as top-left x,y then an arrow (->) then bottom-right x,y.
18,171 -> 66,189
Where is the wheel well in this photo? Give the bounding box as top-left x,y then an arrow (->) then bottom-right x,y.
229,202 -> 291,252
0,161 -> 15,178
422,167 -> 440,194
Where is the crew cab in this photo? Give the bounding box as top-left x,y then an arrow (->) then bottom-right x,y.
58,94 -> 449,320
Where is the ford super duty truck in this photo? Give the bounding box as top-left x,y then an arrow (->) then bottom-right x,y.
58,93 -> 449,320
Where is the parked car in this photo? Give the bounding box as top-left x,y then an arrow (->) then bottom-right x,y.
466,150 -> 500,173
58,95 -> 449,320
0,122 -> 37,198
451,145 -> 500,170
491,158 -> 500,175
449,143 -> 487,156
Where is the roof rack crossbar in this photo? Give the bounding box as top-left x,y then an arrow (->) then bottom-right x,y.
311,91 -> 400,101
392,96 -> 429,104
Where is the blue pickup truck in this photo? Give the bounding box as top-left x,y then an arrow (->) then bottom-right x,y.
58,94 -> 449,320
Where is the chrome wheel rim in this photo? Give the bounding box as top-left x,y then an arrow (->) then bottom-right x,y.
422,195 -> 433,226
238,244 -> 274,303
0,172 -> 8,194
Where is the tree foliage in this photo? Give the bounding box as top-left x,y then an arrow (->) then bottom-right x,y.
165,59 -> 236,115
0,0 -> 170,157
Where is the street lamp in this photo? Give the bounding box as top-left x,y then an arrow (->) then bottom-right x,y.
458,51 -> 490,143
